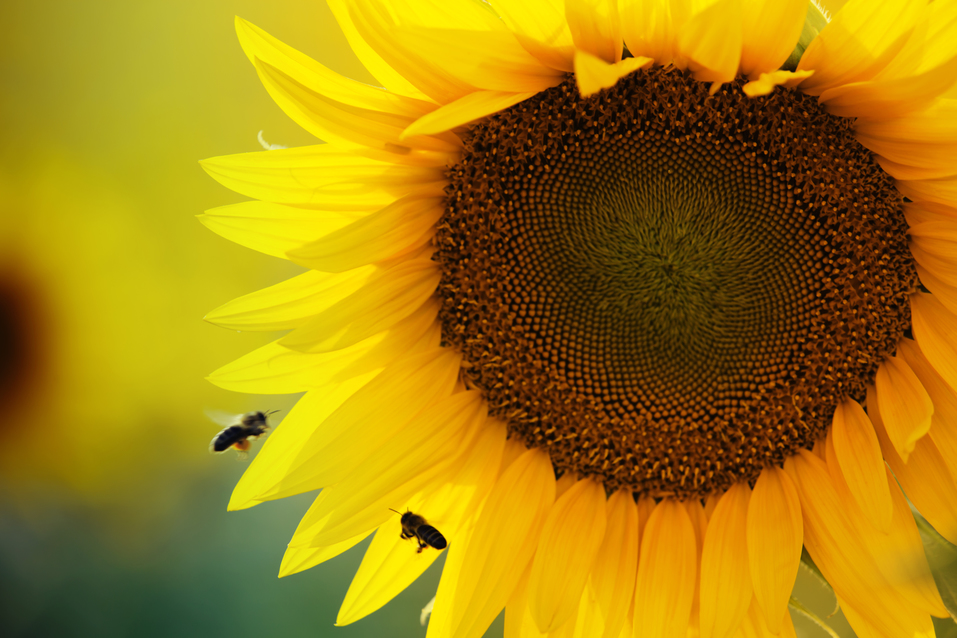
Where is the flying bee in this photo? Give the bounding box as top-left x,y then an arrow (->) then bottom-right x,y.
391,509 -> 447,553
207,409 -> 279,459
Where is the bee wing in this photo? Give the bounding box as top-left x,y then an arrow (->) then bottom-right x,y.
205,408 -> 241,427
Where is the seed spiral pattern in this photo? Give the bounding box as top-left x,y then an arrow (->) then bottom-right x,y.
435,67 -> 916,498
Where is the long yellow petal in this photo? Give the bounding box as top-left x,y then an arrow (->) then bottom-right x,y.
855,99 -> 957,145
199,201 -> 363,259
337,518 -> 444,625
445,448 -> 557,638
565,0 -> 622,63
200,146 -> 445,209
634,498 -> 697,638
914,263 -> 957,318
503,566 -> 546,638
677,0 -> 741,91
909,221 -> 957,285
493,0 -> 576,72
573,51 -> 652,97
746,467 -> 802,635
736,596 -> 798,638
867,384 -> 957,545
896,175 -> 957,208
784,450 -> 937,637
279,258 -> 440,353
324,0 -> 430,99
910,292 -> 957,391
253,58 -> 459,154
227,377 -> 373,510
898,337 -> 957,482
231,347 -> 459,508
287,195 -> 443,272
235,16 -> 433,116
288,391 -> 487,549
205,268 -> 370,331
700,482 -> 752,638
797,0 -> 925,95
392,27 -> 566,94
686,498 -> 708,637
739,0 -> 807,77
829,398 -> 893,530
589,489 -> 639,638
874,354 -> 934,462
207,301 -> 439,394
401,89 -> 539,139
824,436 -> 947,617
619,0 -> 691,67
817,55 -> 957,120
527,478 -> 607,633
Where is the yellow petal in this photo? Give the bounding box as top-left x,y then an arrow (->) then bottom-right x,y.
279,258 -> 440,353
829,398 -> 893,530
573,50 -> 652,97
678,0 -> 741,91
896,175 -> 957,209
855,99 -> 957,145
230,348 -> 459,508
278,519 -> 372,577
739,0 -> 807,77
444,448 -> 557,638
325,0 -> 430,99
685,498 -> 708,637
867,384 -> 957,545
337,518 -> 444,625
784,449 -> 937,637
198,201 -> 363,259
494,0 -> 576,72
503,566 -> 546,638
392,27 -> 566,94
235,16 -> 433,116
910,292 -> 957,391
874,354 -> 934,462
527,478 -> 607,633
636,496 -> 655,539
737,596 -> 798,638
401,89 -> 539,139
909,220 -> 957,285
746,467 -> 802,635
742,70 -> 814,97
816,55 -> 957,120
797,0 -> 924,95
205,268 -> 370,331
207,300 -> 439,394
287,195 -> 443,272
915,262 -> 957,318
634,498 -> 697,638
589,489 -> 639,638
699,482 -> 752,638
289,391 -> 486,549
619,0 -> 691,66
898,338 -> 957,482
227,377 -> 373,510
905,200 -> 957,226
200,146 -> 445,209
565,0 -> 622,63
824,436 -> 947,617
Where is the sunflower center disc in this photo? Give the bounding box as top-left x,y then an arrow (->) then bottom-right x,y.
436,68 -> 916,498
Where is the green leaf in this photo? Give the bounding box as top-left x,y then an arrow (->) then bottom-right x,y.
915,512 -> 957,622
782,1 -> 830,71
789,596 -> 842,638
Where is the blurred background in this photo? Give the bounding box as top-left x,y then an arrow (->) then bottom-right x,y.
0,1 -> 451,636
0,0 -> 951,637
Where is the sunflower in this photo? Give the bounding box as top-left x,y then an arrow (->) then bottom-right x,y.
202,0 -> 957,636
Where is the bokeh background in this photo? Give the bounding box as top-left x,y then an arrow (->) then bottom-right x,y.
1,1 -> 951,637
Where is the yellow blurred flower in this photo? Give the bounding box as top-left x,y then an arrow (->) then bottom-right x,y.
204,1 -> 957,636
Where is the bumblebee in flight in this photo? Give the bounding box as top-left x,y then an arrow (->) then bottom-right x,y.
208,410 -> 278,459
391,509 -> 447,553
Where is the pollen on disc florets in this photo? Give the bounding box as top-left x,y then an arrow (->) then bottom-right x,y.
435,67 -> 917,498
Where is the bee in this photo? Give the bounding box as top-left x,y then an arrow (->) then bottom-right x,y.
207,410 -> 279,459
391,509 -> 447,553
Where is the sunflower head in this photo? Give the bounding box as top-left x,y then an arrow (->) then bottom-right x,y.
203,1 -> 957,636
